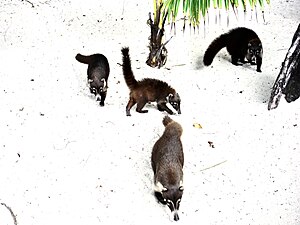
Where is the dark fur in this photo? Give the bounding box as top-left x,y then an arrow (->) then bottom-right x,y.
75,53 -> 110,106
151,116 -> 184,221
121,47 -> 181,116
203,27 -> 263,72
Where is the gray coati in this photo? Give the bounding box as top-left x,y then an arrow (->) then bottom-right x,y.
75,53 -> 110,106
203,27 -> 263,72
121,47 -> 181,116
151,116 -> 184,221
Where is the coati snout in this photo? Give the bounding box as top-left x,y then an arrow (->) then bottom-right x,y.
154,182 -> 183,221
151,116 -> 184,221
89,78 -> 107,101
168,93 -> 181,114
246,40 -> 263,69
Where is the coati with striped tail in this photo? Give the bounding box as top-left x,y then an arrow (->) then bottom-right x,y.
121,47 -> 181,116
203,27 -> 263,72
75,53 -> 110,106
151,115 -> 184,221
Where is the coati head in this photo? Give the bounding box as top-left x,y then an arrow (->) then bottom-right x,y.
88,78 -> 107,100
154,181 -> 184,221
246,39 -> 263,63
168,93 -> 181,114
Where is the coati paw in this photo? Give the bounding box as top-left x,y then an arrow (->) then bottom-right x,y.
137,109 -> 148,113
256,69 -> 262,73
100,102 -> 105,106
154,192 -> 167,205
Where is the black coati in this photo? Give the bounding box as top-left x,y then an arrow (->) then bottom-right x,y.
203,27 -> 263,72
151,116 -> 184,221
75,53 -> 110,106
121,47 -> 181,116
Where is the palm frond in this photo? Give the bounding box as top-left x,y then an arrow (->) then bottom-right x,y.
153,0 -> 270,29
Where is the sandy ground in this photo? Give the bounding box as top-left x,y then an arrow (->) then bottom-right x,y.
0,0 -> 299,224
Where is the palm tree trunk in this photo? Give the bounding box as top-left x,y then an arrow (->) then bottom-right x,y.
268,23 -> 300,110
146,5 -> 169,68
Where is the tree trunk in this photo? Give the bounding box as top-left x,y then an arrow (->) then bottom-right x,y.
146,5 -> 169,68
268,23 -> 300,110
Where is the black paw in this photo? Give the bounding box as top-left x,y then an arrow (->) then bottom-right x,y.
154,192 -> 167,205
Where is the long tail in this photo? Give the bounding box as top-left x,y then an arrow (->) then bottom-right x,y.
203,33 -> 229,66
75,53 -> 100,64
121,47 -> 138,89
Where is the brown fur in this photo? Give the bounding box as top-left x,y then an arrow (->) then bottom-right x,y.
121,47 -> 181,116
151,116 -> 184,221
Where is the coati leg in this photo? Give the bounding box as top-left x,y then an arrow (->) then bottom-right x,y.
136,100 -> 148,113
157,101 -> 174,115
256,56 -> 262,72
99,92 -> 107,106
240,57 -> 247,64
231,55 -> 239,66
154,191 -> 167,205
126,98 -> 136,116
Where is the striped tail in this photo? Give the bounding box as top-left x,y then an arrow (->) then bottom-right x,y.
121,47 -> 138,89
75,53 -> 100,64
203,33 -> 229,66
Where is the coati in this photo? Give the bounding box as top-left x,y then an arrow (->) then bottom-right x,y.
75,53 -> 110,106
203,27 -> 263,72
151,115 -> 184,221
121,47 -> 181,116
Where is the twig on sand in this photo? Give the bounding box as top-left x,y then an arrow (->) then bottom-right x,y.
1,202 -> 18,225
53,140 -> 76,151
21,0 -> 35,8
200,160 -> 227,172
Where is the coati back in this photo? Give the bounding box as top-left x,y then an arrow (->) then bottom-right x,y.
151,116 -> 184,221
121,47 -> 181,116
75,53 -> 110,106
203,27 -> 263,72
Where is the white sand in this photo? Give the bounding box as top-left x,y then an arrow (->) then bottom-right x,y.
0,0 -> 299,224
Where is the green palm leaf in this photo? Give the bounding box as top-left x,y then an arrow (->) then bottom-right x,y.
154,0 -> 270,29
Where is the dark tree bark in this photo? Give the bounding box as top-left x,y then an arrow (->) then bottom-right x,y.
146,5 -> 170,68
268,23 -> 300,110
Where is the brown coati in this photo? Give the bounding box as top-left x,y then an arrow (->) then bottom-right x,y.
121,47 -> 181,116
203,27 -> 263,72
75,53 -> 110,106
151,116 -> 184,221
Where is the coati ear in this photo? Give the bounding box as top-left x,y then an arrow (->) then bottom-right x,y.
88,79 -> 94,83
179,180 -> 184,191
166,93 -> 173,102
154,181 -> 168,193
101,78 -> 107,87
248,43 -> 251,47
259,43 -> 262,47
167,93 -> 174,102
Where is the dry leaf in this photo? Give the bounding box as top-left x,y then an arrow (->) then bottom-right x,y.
193,123 -> 202,129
